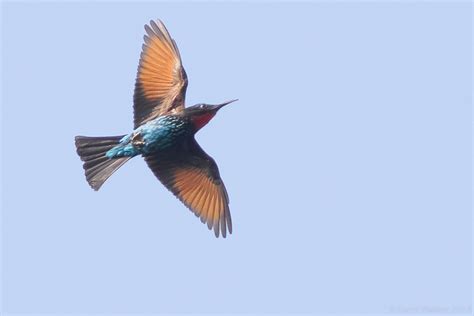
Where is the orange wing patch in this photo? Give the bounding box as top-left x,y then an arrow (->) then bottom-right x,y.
139,26 -> 179,100
134,20 -> 187,127
143,139 -> 231,238
172,167 -> 231,237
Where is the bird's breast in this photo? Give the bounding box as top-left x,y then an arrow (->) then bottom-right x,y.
138,115 -> 190,154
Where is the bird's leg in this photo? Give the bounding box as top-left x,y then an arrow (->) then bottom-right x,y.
131,132 -> 145,148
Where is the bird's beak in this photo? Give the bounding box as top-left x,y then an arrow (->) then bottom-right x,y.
212,99 -> 238,111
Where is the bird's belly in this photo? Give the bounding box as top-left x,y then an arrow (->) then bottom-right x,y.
138,119 -> 188,154
141,129 -> 182,153
105,116 -> 188,158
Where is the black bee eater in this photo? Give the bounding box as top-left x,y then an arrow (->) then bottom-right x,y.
75,20 -> 236,238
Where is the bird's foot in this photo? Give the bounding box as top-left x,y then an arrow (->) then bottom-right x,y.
131,132 -> 145,148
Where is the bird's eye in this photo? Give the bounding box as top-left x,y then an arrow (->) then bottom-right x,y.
200,104 -> 205,109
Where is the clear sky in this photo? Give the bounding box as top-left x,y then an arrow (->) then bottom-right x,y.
1,1 -> 471,315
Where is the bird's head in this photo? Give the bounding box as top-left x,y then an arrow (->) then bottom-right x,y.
185,99 -> 238,132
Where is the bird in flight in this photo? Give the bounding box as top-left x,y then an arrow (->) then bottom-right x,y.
75,20 -> 236,238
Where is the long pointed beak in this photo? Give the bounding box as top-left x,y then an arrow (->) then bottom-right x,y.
213,99 -> 238,111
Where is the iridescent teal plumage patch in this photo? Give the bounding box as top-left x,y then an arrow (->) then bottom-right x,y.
106,115 -> 189,158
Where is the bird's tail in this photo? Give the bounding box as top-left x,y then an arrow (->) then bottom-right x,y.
75,135 -> 131,191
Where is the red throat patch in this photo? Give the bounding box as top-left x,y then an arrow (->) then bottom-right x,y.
193,112 -> 216,130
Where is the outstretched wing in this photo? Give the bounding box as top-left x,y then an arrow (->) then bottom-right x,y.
133,20 -> 188,128
144,139 -> 232,238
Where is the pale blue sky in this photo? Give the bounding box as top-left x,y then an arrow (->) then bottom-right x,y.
1,1 -> 472,315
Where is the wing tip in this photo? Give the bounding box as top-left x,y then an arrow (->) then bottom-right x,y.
146,19 -> 170,40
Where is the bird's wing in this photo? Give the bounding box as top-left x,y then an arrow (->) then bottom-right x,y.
144,139 -> 232,238
133,20 -> 188,128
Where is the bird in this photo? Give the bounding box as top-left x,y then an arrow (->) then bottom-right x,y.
75,19 -> 236,238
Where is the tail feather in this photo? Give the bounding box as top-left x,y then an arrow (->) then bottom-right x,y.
75,135 -> 130,190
